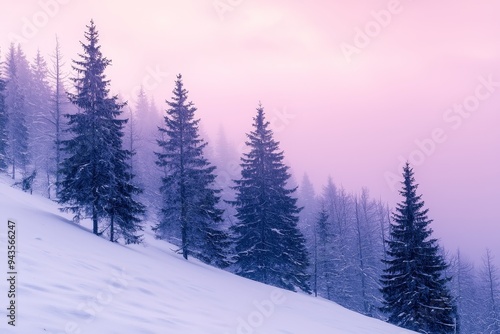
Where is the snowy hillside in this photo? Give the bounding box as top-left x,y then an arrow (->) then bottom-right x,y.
0,179 -> 415,334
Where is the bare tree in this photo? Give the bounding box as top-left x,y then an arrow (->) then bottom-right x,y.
48,36 -> 70,197
480,249 -> 500,333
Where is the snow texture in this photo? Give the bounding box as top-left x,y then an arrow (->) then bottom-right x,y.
0,176 -> 416,334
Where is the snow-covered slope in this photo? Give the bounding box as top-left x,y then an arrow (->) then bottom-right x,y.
0,179 -> 415,334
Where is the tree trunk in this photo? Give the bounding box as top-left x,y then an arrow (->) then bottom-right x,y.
355,198 -> 368,315
92,203 -> 98,235
313,224 -> 318,297
110,213 -> 114,242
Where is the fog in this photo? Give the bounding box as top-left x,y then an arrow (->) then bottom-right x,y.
1,0 -> 499,265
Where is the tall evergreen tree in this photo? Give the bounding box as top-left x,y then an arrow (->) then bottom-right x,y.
59,20 -> 144,243
5,44 -> 29,179
231,103 -> 310,293
127,86 -> 148,187
381,163 -> 455,333
298,173 -> 317,238
317,177 -> 338,300
297,173 -> 320,294
30,49 -> 53,195
0,49 -> 8,172
312,206 -> 329,297
154,74 -> 229,267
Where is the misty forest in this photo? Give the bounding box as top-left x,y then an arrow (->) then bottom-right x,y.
1,20 -> 499,334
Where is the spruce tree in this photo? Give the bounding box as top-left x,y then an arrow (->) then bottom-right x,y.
0,54 -> 7,172
59,20 -> 144,242
5,44 -> 29,179
381,163 -> 455,333
297,174 -> 318,292
30,49 -> 53,195
134,88 -> 162,204
213,126 -> 239,222
312,206 -> 329,297
154,74 -> 229,267
231,103 -> 310,293
127,86 -> 147,185
318,178 -> 337,300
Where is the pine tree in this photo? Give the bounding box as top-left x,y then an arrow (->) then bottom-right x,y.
312,206 -> 329,297
298,173 -> 317,240
5,44 -> 29,179
121,87 -> 147,178
128,86 -> 148,187
318,178 -> 337,300
213,126 -> 240,222
132,90 -> 163,208
154,74 -> 229,267
30,49 -> 53,195
0,49 -> 8,172
231,103 -> 310,293
297,174 -> 319,293
59,20 -> 144,242
381,163 -> 456,333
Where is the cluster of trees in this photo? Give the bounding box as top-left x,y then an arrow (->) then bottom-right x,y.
58,21 -> 145,243
0,40 -> 68,192
297,175 -> 391,317
448,248 -> 500,333
298,164 -> 500,333
297,167 -> 458,332
1,21 -> 498,333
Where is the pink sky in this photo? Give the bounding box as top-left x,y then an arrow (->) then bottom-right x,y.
1,0 -> 499,264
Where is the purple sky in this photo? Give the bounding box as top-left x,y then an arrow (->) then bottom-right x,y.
2,0 -> 499,265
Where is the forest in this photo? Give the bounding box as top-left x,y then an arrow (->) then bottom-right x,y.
0,20 -> 498,334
